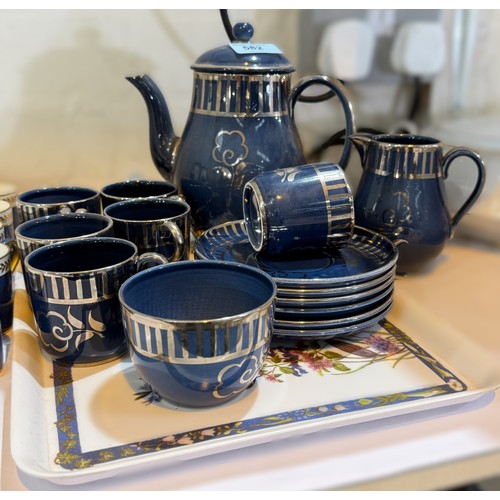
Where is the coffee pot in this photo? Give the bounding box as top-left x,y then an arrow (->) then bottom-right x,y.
350,133 -> 486,273
127,21 -> 355,232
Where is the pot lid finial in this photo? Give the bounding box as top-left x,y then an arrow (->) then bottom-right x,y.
233,22 -> 254,43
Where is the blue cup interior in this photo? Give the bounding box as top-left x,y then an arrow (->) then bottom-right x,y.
103,180 -> 177,198
27,238 -> 135,273
19,187 -> 97,204
17,214 -> 111,240
375,134 -> 440,146
121,261 -> 276,321
105,199 -> 188,221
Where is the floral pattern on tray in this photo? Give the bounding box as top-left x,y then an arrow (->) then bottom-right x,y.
52,319 -> 467,471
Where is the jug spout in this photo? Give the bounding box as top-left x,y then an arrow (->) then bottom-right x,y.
126,74 -> 179,182
348,133 -> 373,166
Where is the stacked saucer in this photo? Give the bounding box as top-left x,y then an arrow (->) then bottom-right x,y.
194,221 -> 398,339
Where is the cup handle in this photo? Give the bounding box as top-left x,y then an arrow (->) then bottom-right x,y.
135,252 -> 170,272
4,238 -> 20,272
442,147 -> 486,236
58,205 -> 88,215
169,194 -> 187,203
289,75 -> 356,169
160,220 -> 185,262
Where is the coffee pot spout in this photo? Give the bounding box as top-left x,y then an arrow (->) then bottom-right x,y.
348,133 -> 373,166
126,74 -> 179,182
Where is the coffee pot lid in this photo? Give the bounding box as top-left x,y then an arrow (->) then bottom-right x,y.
191,22 -> 294,74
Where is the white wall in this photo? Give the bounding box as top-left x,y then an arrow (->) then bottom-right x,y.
0,9 -> 498,195
0,9 -> 262,192
430,9 -> 500,120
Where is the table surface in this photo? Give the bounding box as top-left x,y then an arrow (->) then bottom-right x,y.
1,236 -> 500,491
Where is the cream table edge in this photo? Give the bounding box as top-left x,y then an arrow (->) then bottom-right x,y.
342,450 -> 500,491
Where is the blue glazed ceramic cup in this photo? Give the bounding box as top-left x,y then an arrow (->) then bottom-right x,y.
243,162 -> 354,255
100,179 -> 178,209
16,186 -> 102,224
15,212 -> 114,270
0,241 -> 19,332
24,237 -> 168,366
105,198 -> 190,263
119,260 -> 277,408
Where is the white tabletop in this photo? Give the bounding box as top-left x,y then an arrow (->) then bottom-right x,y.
1,237 -> 500,491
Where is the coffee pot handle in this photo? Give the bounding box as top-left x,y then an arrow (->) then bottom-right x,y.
289,76 -> 356,169
442,147 -> 486,236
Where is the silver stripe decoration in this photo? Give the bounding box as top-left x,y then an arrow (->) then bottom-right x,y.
28,268 -> 120,304
314,163 -> 353,237
366,145 -> 442,179
145,325 -> 153,354
89,275 -> 98,300
125,307 -> 272,364
51,275 -> 59,299
17,238 -> 39,260
235,75 -> 241,114
191,72 -> 289,117
76,279 -> 84,301
131,335 -> 270,365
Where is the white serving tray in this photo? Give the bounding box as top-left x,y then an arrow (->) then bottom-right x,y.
0,391 -> 3,487
9,279 -> 500,486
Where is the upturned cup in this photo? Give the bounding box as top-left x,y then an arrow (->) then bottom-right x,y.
24,237 -> 168,365
243,162 -> 354,255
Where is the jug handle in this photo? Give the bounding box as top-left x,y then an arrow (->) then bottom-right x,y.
289,76 -> 356,169
442,147 -> 486,236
